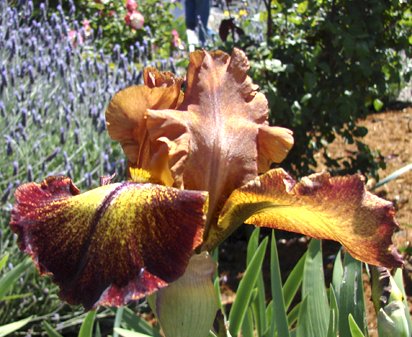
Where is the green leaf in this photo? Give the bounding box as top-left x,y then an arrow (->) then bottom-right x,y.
120,308 -> 161,337
373,98 -> 384,111
113,307 -> 125,337
296,239 -> 329,337
0,258 -> 32,299
251,274 -> 267,337
297,1 -> 308,14
241,308 -> 254,337
78,310 -> 96,337
348,314 -> 366,337
326,287 -> 339,337
0,254 -> 9,271
287,302 -> 301,327
393,269 -> 412,334
228,237 -> 268,337
43,321 -> 64,337
114,328 -> 153,337
246,228 -> 260,265
95,322 -> 102,337
247,229 -> 267,336
338,254 -> 367,337
332,250 -> 343,302
0,316 -> 33,337
353,126 -> 368,138
269,231 -> 290,337
283,252 -> 306,310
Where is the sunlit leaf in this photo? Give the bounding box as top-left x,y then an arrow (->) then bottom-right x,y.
296,240 -> 329,337
114,328 -> 153,337
78,310 -> 96,337
269,231 -> 290,337
0,316 -> 33,337
348,314 -> 366,337
229,237 -> 268,337
0,258 -> 32,300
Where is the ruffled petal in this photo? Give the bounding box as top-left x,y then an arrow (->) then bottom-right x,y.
105,68 -> 184,185
212,169 -> 403,268
257,125 -> 294,172
144,67 -> 184,94
147,49 -> 292,239
10,176 -> 207,309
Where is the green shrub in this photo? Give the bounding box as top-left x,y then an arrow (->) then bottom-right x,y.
72,0 -> 186,58
218,0 -> 412,178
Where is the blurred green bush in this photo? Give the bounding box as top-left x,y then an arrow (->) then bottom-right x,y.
218,0 -> 412,178
31,0 -> 187,58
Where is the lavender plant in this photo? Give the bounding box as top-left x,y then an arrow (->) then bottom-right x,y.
0,0 -> 176,330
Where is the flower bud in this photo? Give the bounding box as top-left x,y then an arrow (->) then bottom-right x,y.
150,252 -> 218,337
378,301 -> 410,337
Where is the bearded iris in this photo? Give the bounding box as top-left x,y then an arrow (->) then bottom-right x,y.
10,49 -> 402,334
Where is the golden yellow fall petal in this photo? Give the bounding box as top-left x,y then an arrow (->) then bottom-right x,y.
210,169 -> 403,268
10,176 -> 208,309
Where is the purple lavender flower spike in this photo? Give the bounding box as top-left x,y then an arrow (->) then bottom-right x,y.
27,164 -> 33,182
13,161 -> 19,176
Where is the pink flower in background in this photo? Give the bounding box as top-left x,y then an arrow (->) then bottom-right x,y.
171,29 -> 184,50
68,29 -> 83,47
82,19 -> 92,37
125,10 -> 144,30
126,0 -> 138,12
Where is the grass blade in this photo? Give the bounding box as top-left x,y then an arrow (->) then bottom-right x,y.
121,308 -> 161,337
283,252 -> 306,311
332,250 -> 343,302
296,239 -> 329,337
43,321 -> 64,337
287,302 -> 300,328
247,228 -> 260,264
0,254 -> 9,271
338,254 -> 367,337
78,310 -> 96,337
348,314 -> 366,337
241,307 -> 254,337
326,286 -> 339,337
0,316 -> 33,337
252,272 -> 267,336
247,228 -> 267,336
269,231 -> 291,337
114,328 -> 153,337
113,307 -> 125,337
228,237 -> 268,337
0,257 -> 32,299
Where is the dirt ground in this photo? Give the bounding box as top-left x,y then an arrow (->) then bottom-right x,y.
328,107 -> 412,229
327,107 -> 412,335
218,107 -> 412,335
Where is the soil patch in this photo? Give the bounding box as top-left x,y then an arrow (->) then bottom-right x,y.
218,107 -> 412,335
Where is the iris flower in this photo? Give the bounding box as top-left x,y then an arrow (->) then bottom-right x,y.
10,49 -> 402,335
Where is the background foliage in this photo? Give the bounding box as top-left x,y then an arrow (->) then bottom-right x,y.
218,0 -> 412,178
0,0 -> 411,335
